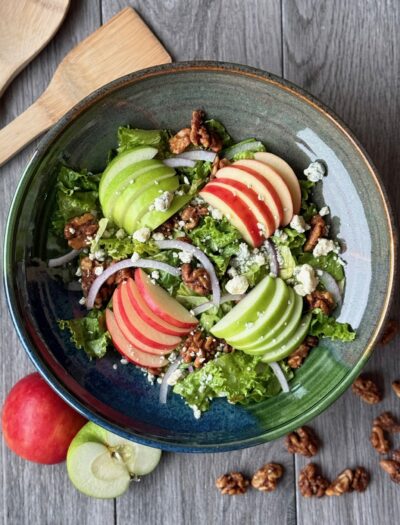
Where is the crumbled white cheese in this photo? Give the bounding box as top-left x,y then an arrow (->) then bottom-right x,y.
290,215 -> 309,233
120,358 -> 128,365
253,253 -> 267,266
175,189 -> 185,196
79,297 -> 86,306
112,364 -> 118,370
293,264 -> 319,296
190,405 -> 202,419
257,222 -> 267,236
94,266 -> 104,276
68,227 -> 75,234
151,270 -> 160,280
152,232 -> 165,241
75,267 -> 82,277
319,206 -> 330,217
130,252 -> 140,262
153,191 -> 174,212
94,249 -> 106,262
209,206 -> 223,220
115,228 -> 126,240
227,266 -> 238,278
273,229 -> 288,241
132,227 -> 151,243
225,275 -> 249,295
166,369 -> 183,386
304,161 -> 326,182
313,238 -> 338,257
178,251 -> 193,264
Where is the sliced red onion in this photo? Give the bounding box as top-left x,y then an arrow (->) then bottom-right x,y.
176,150 -> 216,163
163,158 -> 196,169
155,239 -> 220,306
86,257 -> 181,309
48,249 -> 80,268
269,361 -> 290,393
191,294 -> 244,316
159,356 -> 183,404
319,270 -> 342,307
264,240 -> 279,277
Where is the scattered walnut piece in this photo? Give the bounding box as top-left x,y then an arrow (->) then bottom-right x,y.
190,109 -> 222,152
285,426 -> 319,457
169,127 -> 191,154
64,213 -> 99,250
325,468 -> 353,496
251,463 -> 284,492
370,424 -> 390,454
181,263 -> 211,295
216,472 -> 249,495
379,459 -> 400,484
298,463 -> 329,497
351,467 -> 370,492
179,205 -> 209,230
288,336 -> 319,369
373,411 -> 400,433
180,329 -> 232,369
303,214 -> 327,252
306,290 -> 335,315
392,380 -> 400,398
351,376 -> 382,404
380,319 -> 399,345
211,155 -> 230,178
80,256 -> 112,308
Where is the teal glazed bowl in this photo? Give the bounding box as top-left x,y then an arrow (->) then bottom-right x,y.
4,62 -> 396,452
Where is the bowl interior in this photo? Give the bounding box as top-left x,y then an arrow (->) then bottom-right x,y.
4,63 -> 394,451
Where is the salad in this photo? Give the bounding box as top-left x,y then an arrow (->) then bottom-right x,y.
49,109 -> 355,419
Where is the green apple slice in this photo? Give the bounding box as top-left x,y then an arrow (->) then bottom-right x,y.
67,422 -> 161,499
260,314 -> 312,363
228,278 -> 290,347
99,146 -> 158,202
211,276 -> 276,340
138,193 -> 193,230
101,159 -> 163,218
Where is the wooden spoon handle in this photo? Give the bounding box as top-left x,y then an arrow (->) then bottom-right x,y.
0,93 -> 56,167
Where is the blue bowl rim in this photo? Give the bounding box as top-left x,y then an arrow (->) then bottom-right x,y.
3,61 -> 397,452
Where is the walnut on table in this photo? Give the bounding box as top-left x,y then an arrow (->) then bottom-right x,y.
64,212 -> 99,250
285,426 -> 320,457
392,381 -> 400,398
379,319 -> 399,345
351,376 -> 382,404
251,463 -> 284,492
379,459 -> 400,484
373,411 -> 400,433
215,472 -> 249,495
370,424 -> 390,454
298,463 -> 329,498
325,467 -> 369,496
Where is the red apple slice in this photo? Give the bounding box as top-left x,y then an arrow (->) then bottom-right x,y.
113,287 -> 177,355
125,278 -> 189,336
106,309 -> 168,368
199,183 -> 264,247
233,159 -> 294,226
212,177 -> 275,238
254,152 -> 301,213
135,269 -> 198,329
215,166 -> 283,229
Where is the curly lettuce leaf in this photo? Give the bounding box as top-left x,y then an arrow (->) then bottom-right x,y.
188,215 -> 241,275
59,310 -> 110,359
298,252 -> 345,281
272,228 -> 306,255
96,237 -> 160,260
243,263 -> 269,288
204,119 -> 233,147
177,160 -> 211,195
309,309 -> 355,341
173,352 -> 292,412
300,180 -> 318,221
117,127 -> 170,155
51,166 -> 101,234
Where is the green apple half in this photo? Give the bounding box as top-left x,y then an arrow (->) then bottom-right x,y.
67,421 -> 161,499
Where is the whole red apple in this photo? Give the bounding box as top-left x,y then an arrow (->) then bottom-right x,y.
1,372 -> 86,464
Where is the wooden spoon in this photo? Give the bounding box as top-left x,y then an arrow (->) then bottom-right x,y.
0,7 -> 171,167
0,0 -> 70,96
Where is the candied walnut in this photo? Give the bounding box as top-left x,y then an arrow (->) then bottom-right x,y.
251,463 -> 284,492
211,155 -> 231,178
190,109 -> 222,152
305,290 -> 335,315
298,463 -> 329,498
181,263 -> 211,295
379,459 -> 400,484
180,329 -> 232,369
287,336 -> 319,369
370,424 -> 390,454
215,472 -> 249,495
80,256 -> 111,308
303,214 -> 327,252
169,127 -> 191,154
105,263 -> 134,287
392,450 -> 400,462
325,468 -> 353,496
380,319 -> 399,345
285,426 -> 319,457
392,381 -> 400,398
351,467 -> 370,492
373,411 -> 400,433
64,213 -> 99,250
155,216 -> 179,238
179,205 -> 209,230
351,376 -> 382,404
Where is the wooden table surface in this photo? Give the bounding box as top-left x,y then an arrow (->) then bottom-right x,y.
1,1 -> 399,524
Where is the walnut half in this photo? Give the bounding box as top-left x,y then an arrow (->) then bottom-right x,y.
298,463 -> 329,497
285,426 -> 320,457
216,472 -> 249,495
351,376 -> 382,404
251,463 -> 284,492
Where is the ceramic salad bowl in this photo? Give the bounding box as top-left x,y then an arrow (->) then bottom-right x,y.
4,62 -> 395,452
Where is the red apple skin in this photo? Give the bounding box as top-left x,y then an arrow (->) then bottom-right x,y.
1,373 -> 86,464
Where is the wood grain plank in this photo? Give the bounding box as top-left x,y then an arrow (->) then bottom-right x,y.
0,2 -> 115,524
283,1 -> 400,524
101,2 -> 291,525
